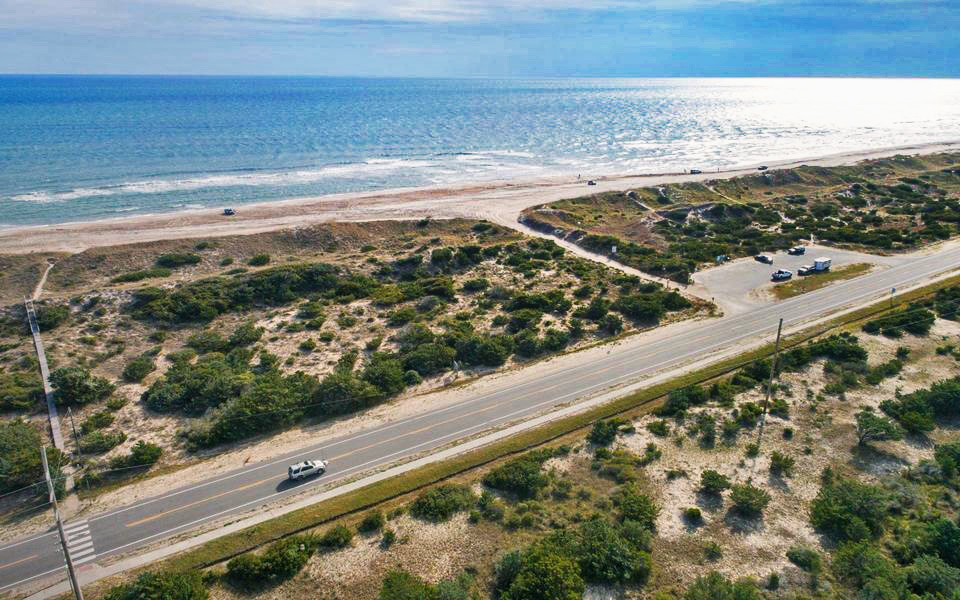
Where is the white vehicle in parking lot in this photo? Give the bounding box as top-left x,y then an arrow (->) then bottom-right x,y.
288,459 -> 328,480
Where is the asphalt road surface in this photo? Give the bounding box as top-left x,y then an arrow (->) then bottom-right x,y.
3,243 -> 960,596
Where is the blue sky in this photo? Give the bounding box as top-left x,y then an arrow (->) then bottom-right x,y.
0,0 -> 956,76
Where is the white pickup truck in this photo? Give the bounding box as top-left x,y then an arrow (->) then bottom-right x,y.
288,459 -> 328,480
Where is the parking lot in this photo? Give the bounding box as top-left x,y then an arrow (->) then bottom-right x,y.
689,244 -> 906,315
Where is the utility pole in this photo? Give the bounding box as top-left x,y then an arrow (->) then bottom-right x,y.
757,318 -> 784,446
41,446 -> 84,600
67,408 -> 82,460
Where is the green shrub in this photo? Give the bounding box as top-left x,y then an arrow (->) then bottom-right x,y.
501,546 -> 584,600
576,518 -> 651,584
684,572 -> 762,600
122,354 -> 156,383
318,524 -> 354,549
862,305 -> 935,337
247,253 -> 271,266
0,371 -> 43,412
699,470 -> 731,494
730,483 -> 771,517
615,483 -> 659,529
683,507 -> 702,522
226,534 -> 316,589
786,546 -> 821,573
856,409 -> 904,445
646,420 -> 670,437
35,302 -> 71,330
156,252 -> 201,268
358,510 -> 386,533
482,450 -> 553,499
109,440 -> 162,470
111,268 -> 172,284
810,477 -> 887,542
0,419 -> 54,494
50,366 -> 115,406
410,484 -> 477,522
80,411 -> 114,434
588,418 -> 625,446
703,541 -> 723,560
79,430 -> 127,454
102,570 -> 208,600
769,452 -> 795,478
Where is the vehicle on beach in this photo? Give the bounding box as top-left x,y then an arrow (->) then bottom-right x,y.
771,269 -> 793,281
787,246 -> 806,255
223,208 -> 236,216
690,169 -> 702,174
758,165 -> 769,171
754,254 -> 773,264
587,180 -> 597,186
288,459 -> 327,480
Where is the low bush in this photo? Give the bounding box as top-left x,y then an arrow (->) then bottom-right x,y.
786,546 -> 822,573
810,477 -> 887,542
358,510 -> 385,533
699,470 -> 731,494
862,305 -> 936,337
482,449 -> 557,499
50,366 -> 115,406
0,371 -> 43,412
409,484 -> 477,522
111,268 -> 172,284
109,440 -> 162,470
102,570 -> 208,600
730,483 -> 771,517
226,534 -> 316,589
79,430 -> 127,454
122,354 -> 156,383
318,524 -> 353,549
684,572 -> 763,600
156,252 -> 201,268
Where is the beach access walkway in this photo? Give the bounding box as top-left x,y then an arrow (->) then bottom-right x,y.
24,298 -> 65,451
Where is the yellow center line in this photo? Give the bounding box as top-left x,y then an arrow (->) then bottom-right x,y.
330,397 -> 519,461
0,554 -> 37,571
126,475 -> 277,528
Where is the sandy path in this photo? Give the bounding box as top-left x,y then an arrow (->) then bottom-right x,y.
1,140 -> 957,255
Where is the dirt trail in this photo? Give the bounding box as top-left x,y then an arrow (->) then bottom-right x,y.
31,261 -> 55,300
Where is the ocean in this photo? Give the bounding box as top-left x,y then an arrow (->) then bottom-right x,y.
2,76 -> 960,228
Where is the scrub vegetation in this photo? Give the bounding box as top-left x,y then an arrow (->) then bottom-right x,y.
521,152 -> 960,282
0,219 -> 707,506
88,307 -> 960,600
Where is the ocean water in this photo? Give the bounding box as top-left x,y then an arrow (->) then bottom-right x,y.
2,76 -> 960,228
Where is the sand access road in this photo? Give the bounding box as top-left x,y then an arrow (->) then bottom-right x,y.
4,229 -> 960,598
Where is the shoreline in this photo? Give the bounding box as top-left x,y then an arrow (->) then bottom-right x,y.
1,139 -> 958,255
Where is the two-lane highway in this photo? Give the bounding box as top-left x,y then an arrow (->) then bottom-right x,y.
4,242 -> 960,596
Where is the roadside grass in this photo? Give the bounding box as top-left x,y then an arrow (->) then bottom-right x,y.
75,271 -> 960,598
771,263 -> 873,300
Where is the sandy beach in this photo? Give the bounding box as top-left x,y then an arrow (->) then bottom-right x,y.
2,139 -> 958,255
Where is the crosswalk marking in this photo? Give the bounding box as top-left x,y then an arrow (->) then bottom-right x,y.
62,520 -> 96,566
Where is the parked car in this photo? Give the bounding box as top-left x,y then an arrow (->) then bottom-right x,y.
754,254 -> 773,264
798,265 -> 813,276
787,246 -> 806,255
288,459 -> 328,480
771,269 -> 793,281
587,180 -> 597,186
758,165 -> 769,171
690,169 -> 702,175
223,208 -> 236,216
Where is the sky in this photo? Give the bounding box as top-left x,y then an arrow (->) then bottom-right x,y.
0,0 -> 957,76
